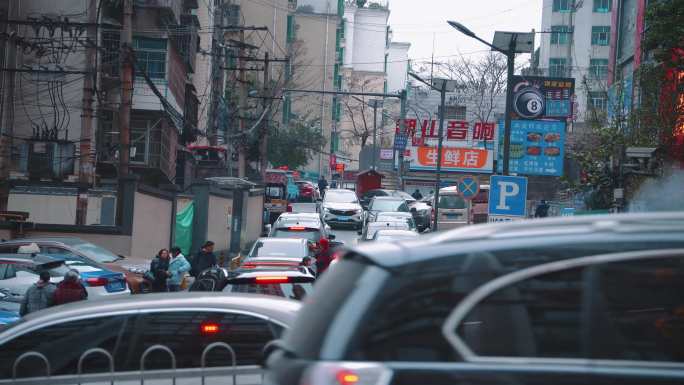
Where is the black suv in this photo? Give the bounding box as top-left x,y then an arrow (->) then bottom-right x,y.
266,213 -> 684,385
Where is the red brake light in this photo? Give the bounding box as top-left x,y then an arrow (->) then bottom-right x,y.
287,205 -> 293,212
336,370 -> 360,385
289,226 -> 306,230
85,277 -> 108,286
255,276 -> 289,283
201,323 -> 220,334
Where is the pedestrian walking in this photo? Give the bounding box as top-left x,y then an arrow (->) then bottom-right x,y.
19,271 -> 56,316
53,269 -> 88,305
412,189 -> 423,200
300,256 -> 316,276
318,176 -> 328,197
150,248 -> 171,292
191,241 -> 217,277
535,200 -> 550,218
168,246 -> 191,292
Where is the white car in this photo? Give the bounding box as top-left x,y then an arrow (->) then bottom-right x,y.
0,254 -> 131,307
372,229 -> 421,242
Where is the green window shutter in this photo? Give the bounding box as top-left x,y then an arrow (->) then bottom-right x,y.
337,0 -> 344,16
553,0 -> 571,12
551,25 -> 569,45
593,0 -> 611,12
331,132 -> 339,152
287,15 -> 295,43
549,58 -> 568,77
589,59 -> 609,79
591,26 -> 610,46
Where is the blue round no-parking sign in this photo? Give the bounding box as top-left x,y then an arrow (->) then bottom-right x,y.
458,176 -> 480,200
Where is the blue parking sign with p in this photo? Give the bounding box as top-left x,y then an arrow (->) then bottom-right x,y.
488,175 -> 528,217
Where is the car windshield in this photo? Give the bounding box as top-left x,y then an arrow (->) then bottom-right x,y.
439,194 -> 466,209
325,191 -> 358,203
393,191 -> 416,202
70,242 -> 120,263
224,282 -> 314,301
370,200 -> 409,212
272,229 -> 320,242
249,241 -> 306,258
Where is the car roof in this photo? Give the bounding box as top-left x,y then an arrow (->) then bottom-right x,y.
351,212 -> 684,268
256,237 -> 308,245
0,253 -> 63,266
0,292 -> 301,338
376,211 -> 412,217
0,237 -> 85,246
371,196 -> 405,201
375,230 -> 419,236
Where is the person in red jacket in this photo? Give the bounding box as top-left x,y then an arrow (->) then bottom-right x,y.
53,269 -> 88,305
315,238 -> 334,275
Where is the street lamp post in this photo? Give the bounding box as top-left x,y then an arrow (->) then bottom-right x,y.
369,99 -> 383,170
447,21 -> 533,176
409,73 -> 457,231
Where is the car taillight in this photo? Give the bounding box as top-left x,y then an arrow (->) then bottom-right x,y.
201,322 -> 220,335
85,277 -> 108,286
287,204 -> 293,212
255,276 -> 290,283
300,362 -> 391,385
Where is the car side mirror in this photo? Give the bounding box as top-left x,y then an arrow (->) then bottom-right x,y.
425,201 -> 432,207
117,254 -> 126,259
410,207 -> 417,213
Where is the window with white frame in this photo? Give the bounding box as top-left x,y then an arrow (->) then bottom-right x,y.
133,37 -> 167,79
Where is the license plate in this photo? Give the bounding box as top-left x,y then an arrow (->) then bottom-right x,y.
445,213 -> 461,219
107,281 -> 124,291
337,216 -> 351,221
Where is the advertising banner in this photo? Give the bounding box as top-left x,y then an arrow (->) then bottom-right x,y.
510,76 -> 575,120
396,118 -> 497,173
497,119 -> 566,176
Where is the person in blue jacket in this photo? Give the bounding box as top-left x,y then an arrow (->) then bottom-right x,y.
168,246 -> 191,292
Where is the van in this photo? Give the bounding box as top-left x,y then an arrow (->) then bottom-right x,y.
436,186 -> 469,230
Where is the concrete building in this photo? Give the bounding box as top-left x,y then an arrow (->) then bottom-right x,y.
288,10 -> 338,178
0,0 -> 200,187
387,42 -> 411,94
538,0 -> 613,132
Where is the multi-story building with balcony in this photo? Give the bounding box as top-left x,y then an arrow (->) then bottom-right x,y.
0,0 -> 200,188
538,0 -> 613,133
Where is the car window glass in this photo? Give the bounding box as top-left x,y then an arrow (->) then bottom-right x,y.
342,241 -> 684,363
439,195 -> 466,209
226,283 -> 313,301
0,245 -> 21,253
41,247 -> 79,259
70,243 -> 119,263
324,191 -> 358,203
251,240 -> 306,257
128,311 -> 277,369
272,230 -> 320,243
4,264 -> 16,279
0,315 -> 133,378
455,255 -> 684,362
0,263 -> 8,279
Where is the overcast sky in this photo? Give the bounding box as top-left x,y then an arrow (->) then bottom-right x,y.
388,0 -> 542,67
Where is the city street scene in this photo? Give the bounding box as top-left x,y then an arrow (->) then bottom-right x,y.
0,0 -> 683,383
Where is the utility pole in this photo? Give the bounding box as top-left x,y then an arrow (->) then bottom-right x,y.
397,89 -> 407,189
369,99 -> 383,170
432,82 -> 447,230
76,0 -> 97,225
0,0 -> 17,211
237,30 -> 247,177
260,52 -> 270,180
119,0 -> 133,178
208,0 -> 223,146
502,36 -> 517,176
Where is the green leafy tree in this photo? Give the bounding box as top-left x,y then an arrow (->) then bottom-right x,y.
263,118 -> 326,170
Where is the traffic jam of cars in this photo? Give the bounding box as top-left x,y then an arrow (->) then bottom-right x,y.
1,182 -> 683,384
